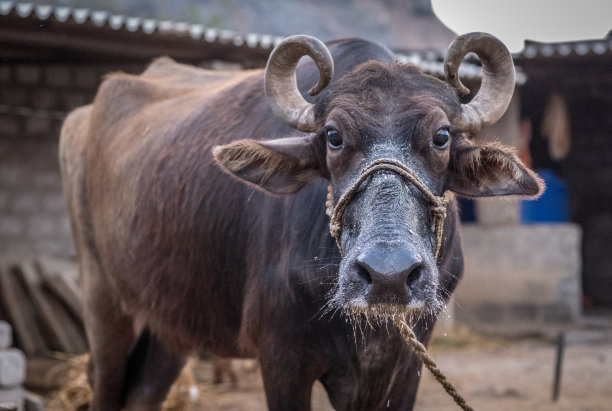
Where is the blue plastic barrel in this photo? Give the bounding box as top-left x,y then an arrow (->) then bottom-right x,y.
521,169 -> 568,223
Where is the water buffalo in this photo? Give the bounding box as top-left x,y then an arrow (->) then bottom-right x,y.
59,33 -> 543,410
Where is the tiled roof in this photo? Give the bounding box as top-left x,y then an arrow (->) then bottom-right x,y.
397,50 -> 526,84
397,50 -> 482,80
516,35 -> 612,60
0,0 -> 455,54
0,1 -> 285,50
0,1 -> 503,82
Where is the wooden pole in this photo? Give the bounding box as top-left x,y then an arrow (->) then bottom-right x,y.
552,331 -> 565,402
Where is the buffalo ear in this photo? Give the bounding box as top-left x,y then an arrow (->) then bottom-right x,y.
446,140 -> 545,198
212,135 -> 323,194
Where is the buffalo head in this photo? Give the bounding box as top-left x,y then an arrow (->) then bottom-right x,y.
213,34 -> 543,322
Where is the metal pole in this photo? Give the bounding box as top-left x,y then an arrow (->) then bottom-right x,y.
552,331 -> 565,402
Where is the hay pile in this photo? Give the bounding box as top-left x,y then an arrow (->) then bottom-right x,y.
45,356 -> 201,411
44,355 -> 90,411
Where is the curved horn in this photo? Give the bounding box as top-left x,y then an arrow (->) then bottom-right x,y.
444,32 -> 515,132
265,35 -> 334,132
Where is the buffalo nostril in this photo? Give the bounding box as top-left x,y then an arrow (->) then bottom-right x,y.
406,264 -> 422,289
357,264 -> 373,285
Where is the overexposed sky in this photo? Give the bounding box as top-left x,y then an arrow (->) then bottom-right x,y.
432,0 -> 612,52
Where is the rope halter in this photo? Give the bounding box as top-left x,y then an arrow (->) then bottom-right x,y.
325,158 -> 454,260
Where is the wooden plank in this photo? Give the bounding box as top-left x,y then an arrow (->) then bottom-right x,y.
40,287 -> 88,354
0,264 -> 47,356
35,258 -> 83,322
18,262 -> 86,354
35,256 -> 79,284
23,390 -> 45,411
41,275 -> 83,324
51,292 -> 87,353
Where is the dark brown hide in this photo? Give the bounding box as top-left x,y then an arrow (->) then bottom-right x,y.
60,37 -> 541,411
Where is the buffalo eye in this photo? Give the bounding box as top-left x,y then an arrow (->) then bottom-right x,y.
432,129 -> 450,149
326,129 -> 343,149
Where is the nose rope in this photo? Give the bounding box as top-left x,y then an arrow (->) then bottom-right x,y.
394,317 -> 474,411
325,158 -> 453,260
326,161 -> 470,410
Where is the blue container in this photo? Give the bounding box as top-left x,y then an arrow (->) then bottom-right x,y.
521,169 -> 568,223
457,197 -> 476,222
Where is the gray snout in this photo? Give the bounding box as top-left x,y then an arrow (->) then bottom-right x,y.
355,247 -> 423,303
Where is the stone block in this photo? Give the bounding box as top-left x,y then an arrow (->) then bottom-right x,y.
0,216 -> 24,237
0,323 -> 12,349
44,65 -> 72,87
475,303 -> 504,323
60,92 -> 87,110
0,168 -> 21,186
0,115 -> 20,137
25,216 -> 57,238
475,198 -> 520,225
542,303 -> 572,323
24,117 -> 51,136
10,193 -> 39,213
0,239 -> 31,254
58,215 -> 72,237
0,350 -> 25,387
49,119 -> 64,139
23,391 -> 43,411
0,66 -> 11,83
454,224 -> 582,333
15,65 -> 40,85
30,172 -> 61,189
0,386 -> 22,411
508,303 -> 538,321
32,238 -> 75,257
0,87 -> 28,107
41,193 -> 67,213
74,67 -> 99,89
0,192 -> 8,211
30,89 -> 56,110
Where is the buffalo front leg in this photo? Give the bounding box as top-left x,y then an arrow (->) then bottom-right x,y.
81,259 -> 137,411
124,330 -> 187,411
258,345 -> 322,411
382,352 -> 423,410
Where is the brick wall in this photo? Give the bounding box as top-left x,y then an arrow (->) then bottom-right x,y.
0,62 -> 144,257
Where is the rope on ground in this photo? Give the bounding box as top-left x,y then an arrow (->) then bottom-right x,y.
393,317 -> 474,411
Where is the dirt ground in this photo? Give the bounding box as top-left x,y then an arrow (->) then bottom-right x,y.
173,328 -> 612,411
415,330 -> 612,411
45,327 -> 612,410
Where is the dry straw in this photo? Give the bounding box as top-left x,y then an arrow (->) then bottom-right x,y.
45,356 -> 199,411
